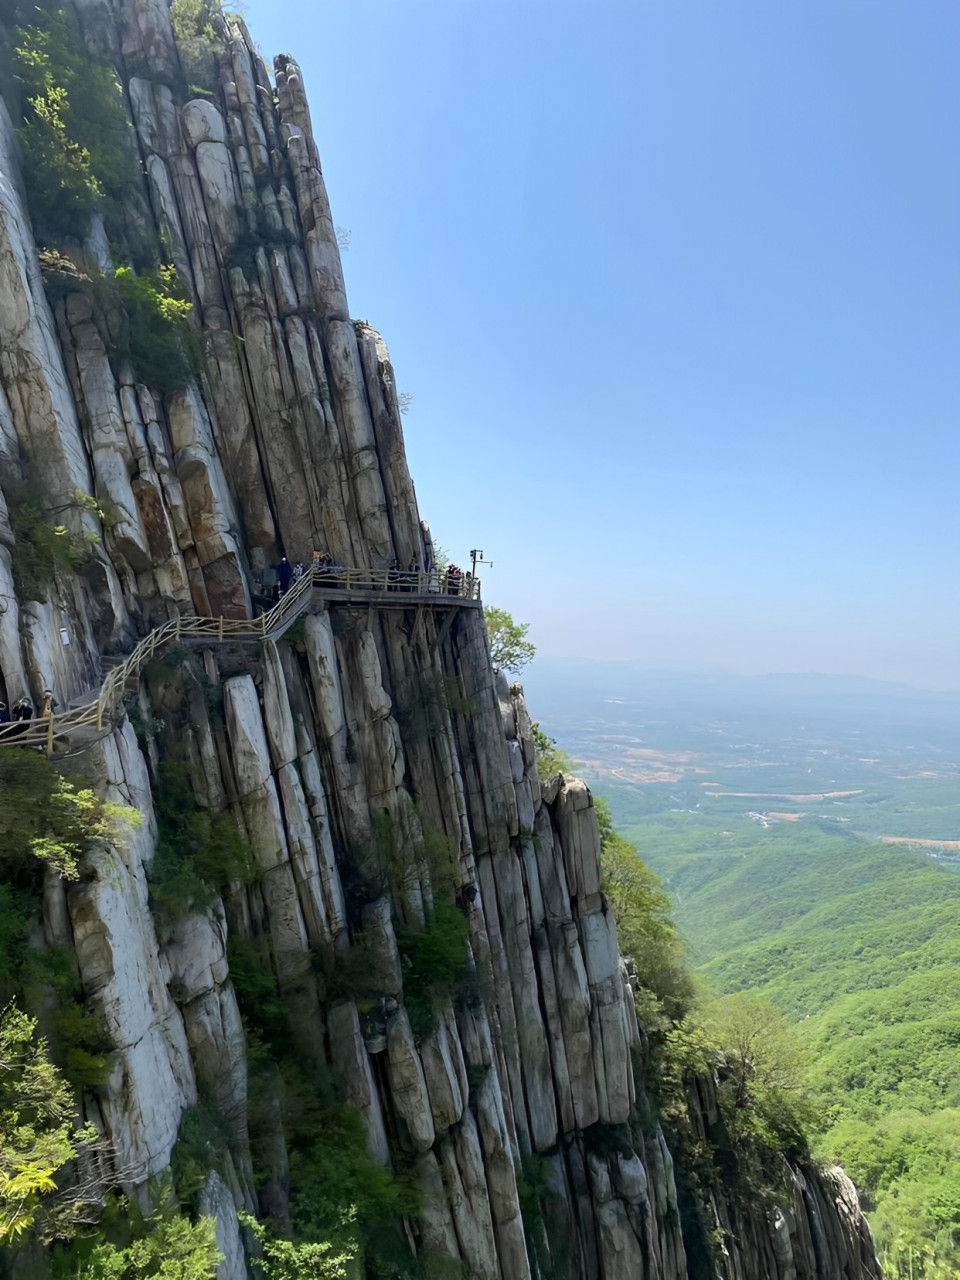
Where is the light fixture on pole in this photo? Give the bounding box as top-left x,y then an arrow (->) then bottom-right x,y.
470,549 -> 492,578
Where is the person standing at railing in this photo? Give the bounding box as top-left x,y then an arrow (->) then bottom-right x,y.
446,564 -> 462,596
277,557 -> 293,596
14,697 -> 33,722
406,558 -> 420,592
293,561 -> 305,581
41,689 -> 58,719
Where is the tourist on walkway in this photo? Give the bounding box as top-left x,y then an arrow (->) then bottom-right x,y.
41,689 -> 57,718
277,557 -> 293,595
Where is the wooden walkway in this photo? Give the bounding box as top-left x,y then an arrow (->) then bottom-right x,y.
0,566 -> 481,756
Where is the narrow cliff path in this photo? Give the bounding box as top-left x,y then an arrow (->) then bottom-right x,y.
2,567 -> 481,756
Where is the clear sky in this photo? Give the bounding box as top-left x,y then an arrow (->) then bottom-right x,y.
241,0 -> 960,689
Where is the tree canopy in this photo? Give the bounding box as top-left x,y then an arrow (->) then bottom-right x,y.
0,1002 -> 98,1245
483,607 -> 536,674
629,811 -> 960,1277
77,1210 -> 221,1279
596,798 -> 691,1025
0,747 -> 139,881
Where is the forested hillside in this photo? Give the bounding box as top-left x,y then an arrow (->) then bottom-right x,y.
626,811 -> 960,1279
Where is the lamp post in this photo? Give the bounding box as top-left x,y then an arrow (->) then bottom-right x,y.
470,549 -> 492,579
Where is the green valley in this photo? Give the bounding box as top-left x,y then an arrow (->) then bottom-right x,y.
627,814 -> 960,1279
524,662 -> 960,1278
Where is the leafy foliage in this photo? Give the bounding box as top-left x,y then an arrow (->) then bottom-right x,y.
225,935 -> 290,1059
148,761 -> 256,935
596,799 -> 691,1024
531,723 -> 575,778
0,1003 -> 99,1245
107,267 -> 198,392
630,810 -> 960,1275
8,7 -> 134,238
240,1213 -> 355,1280
0,747 -> 140,881
7,483 -> 102,602
396,897 -> 473,1038
483,607 -> 535,675
286,1104 -> 417,1248
227,928 -> 422,1270
2,945 -> 113,1091
169,1101 -> 235,1210
169,0 -> 224,88
342,811 -> 459,907
0,753 -> 136,1099
674,994 -> 812,1156
77,1208 -> 221,1278
38,258 -> 199,394
0,907 -> 110,1095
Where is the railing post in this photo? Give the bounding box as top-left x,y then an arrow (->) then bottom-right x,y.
218,614 -> 224,641
46,711 -> 54,758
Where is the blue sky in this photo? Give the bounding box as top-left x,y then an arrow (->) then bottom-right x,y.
242,0 -> 960,688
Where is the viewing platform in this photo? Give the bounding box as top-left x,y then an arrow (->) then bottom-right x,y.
0,564 -> 482,756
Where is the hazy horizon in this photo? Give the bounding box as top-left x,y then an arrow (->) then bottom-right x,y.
243,0 -> 960,688
524,655 -> 960,697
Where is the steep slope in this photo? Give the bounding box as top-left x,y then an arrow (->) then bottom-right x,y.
0,2 -> 880,1276
629,813 -> 960,1276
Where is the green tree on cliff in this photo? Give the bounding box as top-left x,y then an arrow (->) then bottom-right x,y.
596,799 -> 691,1022
484,607 -> 536,674
0,747 -> 140,881
78,1210 -> 222,1278
0,1003 -> 97,1244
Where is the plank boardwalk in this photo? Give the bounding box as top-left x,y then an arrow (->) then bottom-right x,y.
0,567 -> 481,756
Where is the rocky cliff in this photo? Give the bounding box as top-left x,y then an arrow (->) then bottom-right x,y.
0,3 -> 881,1276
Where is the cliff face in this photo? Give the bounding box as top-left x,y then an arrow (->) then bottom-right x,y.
0,4 -> 880,1277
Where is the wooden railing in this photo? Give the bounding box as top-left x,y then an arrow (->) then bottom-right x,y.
0,565 -> 480,756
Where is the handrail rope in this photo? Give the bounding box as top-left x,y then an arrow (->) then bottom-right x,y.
1,566 -> 481,753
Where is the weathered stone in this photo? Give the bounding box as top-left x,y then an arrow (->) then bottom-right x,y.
198,1172 -> 245,1280
420,1015 -> 465,1134
182,99 -> 228,148
327,1001 -> 390,1165
385,1007 -> 435,1152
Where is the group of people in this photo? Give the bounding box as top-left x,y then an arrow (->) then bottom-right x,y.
386,557 -> 423,591
443,564 -> 465,595
257,551 -> 473,601
272,557 -> 309,599
313,551 -> 345,584
0,689 -> 58,734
